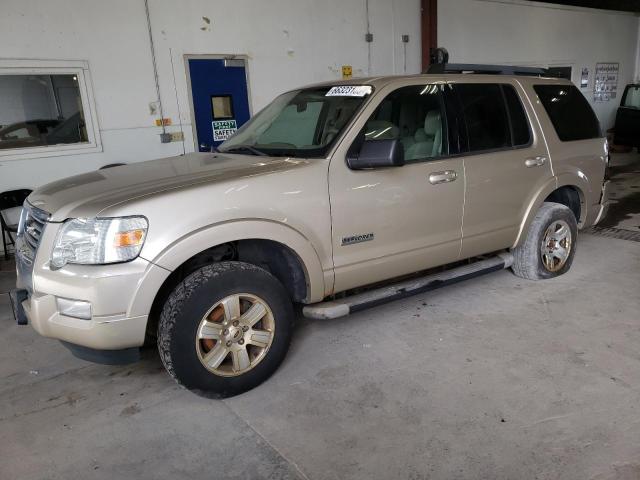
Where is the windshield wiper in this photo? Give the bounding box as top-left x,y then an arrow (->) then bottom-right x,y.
221,145 -> 268,156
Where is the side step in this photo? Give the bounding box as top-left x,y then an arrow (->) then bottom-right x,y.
303,252 -> 514,320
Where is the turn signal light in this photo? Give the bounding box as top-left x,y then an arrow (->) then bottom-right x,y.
113,229 -> 146,248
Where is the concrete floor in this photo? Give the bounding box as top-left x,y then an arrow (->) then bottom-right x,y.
600,150 -> 640,233
1,154 -> 639,480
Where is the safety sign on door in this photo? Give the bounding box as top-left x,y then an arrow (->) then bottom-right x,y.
212,119 -> 237,142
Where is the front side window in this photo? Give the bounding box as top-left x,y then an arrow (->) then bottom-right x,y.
622,85 -> 640,109
219,86 -> 371,158
534,84 -> 601,141
0,74 -> 88,151
362,84 -> 448,162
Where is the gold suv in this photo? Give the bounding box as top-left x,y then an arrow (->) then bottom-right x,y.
11,66 -> 610,396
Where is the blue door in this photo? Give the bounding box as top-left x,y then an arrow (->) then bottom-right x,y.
188,58 -> 251,152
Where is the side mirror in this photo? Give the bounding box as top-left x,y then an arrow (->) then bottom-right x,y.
347,138 -> 405,170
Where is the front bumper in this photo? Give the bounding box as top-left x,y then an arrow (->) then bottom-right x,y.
16,233 -> 154,350
22,292 -> 148,350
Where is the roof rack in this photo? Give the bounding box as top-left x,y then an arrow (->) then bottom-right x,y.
426,63 -> 548,77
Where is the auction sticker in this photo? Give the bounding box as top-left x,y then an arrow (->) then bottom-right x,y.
212,119 -> 237,142
325,85 -> 372,97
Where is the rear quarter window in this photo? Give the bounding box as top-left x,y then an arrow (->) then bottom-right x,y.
534,84 -> 601,141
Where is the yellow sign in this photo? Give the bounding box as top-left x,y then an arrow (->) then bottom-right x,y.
342,65 -> 353,79
155,118 -> 172,127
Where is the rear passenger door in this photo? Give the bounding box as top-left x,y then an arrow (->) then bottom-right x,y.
452,82 -> 553,258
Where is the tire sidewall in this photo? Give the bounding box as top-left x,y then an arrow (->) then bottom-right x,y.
163,263 -> 293,397
532,205 -> 578,279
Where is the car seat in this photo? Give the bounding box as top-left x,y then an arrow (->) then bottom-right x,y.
404,111 -> 442,161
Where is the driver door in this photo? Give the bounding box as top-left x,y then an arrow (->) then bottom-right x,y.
328,83 -> 465,293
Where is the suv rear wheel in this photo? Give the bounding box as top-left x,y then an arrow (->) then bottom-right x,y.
158,261 -> 294,397
511,202 -> 578,280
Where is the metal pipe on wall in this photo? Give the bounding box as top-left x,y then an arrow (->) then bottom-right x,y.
144,0 -> 166,136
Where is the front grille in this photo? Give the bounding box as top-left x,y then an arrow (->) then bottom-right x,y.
17,202 -> 50,262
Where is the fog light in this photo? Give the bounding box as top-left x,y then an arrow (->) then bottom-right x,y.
56,297 -> 92,320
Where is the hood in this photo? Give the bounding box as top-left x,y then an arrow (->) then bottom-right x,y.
28,152 -> 309,221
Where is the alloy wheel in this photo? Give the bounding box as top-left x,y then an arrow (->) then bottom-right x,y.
195,293 -> 275,377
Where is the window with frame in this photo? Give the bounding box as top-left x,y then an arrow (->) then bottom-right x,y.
0,60 -> 101,159
456,83 -> 510,152
0,74 -> 87,150
534,84 -> 600,141
363,84 -> 448,162
454,83 -> 532,152
211,95 -> 234,119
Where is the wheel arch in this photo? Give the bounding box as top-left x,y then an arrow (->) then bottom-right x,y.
513,178 -> 587,248
128,220 -> 328,337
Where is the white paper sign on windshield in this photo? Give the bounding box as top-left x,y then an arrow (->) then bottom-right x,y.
325,86 -> 372,97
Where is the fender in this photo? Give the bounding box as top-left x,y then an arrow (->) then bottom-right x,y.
512,175 -> 587,248
555,171 -> 592,210
127,219 -> 329,317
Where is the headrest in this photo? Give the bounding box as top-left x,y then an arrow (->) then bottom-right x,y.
424,110 -> 441,136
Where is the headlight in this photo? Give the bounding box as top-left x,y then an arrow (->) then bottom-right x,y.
51,216 -> 148,269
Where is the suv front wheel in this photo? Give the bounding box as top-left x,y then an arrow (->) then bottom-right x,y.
511,202 -> 578,280
158,261 -> 294,397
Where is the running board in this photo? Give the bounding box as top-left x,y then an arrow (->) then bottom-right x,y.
303,252 -> 514,320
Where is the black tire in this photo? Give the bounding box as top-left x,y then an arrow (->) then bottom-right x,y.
158,261 -> 294,397
511,202 -> 578,280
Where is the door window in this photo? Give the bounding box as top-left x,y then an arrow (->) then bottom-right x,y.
362,84 -> 448,162
211,95 -> 234,119
456,84 -> 510,152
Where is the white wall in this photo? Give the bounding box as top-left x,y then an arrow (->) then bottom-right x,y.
0,0 -> 421,194
439,0 -> 640,130
0,0 -> 639,199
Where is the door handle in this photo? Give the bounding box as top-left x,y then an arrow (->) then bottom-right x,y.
525,156 -> 547,167
429,170 -> 457,185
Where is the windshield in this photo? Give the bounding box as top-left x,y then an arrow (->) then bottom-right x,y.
219,86 -> 372,158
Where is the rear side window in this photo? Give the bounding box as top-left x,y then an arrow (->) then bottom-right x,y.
503,85 -> 531,146
456,84 -> 510,151
534,84 -> 600,141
